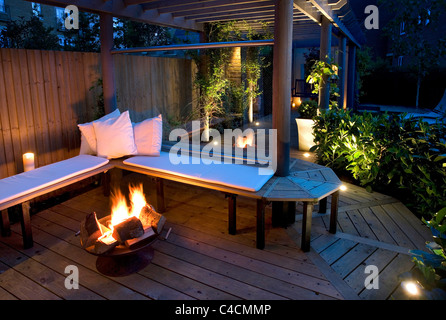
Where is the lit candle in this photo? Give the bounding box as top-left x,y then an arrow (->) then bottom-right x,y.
23,153 -> 35,172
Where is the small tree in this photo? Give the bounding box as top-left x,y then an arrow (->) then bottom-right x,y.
0,15 -> 60,50
381,0 -> 446,108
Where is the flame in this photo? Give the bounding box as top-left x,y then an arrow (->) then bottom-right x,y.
236,135 -> 254,148
99,184 -> 148,243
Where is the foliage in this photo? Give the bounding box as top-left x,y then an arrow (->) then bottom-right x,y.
306,58 -> 340,109
311,109 -> 446,217
63,12 -> 100,52
379,0 -> 446,107
297,100 -> 318,119
114,18 -> 172,48
407,207 -> 446,298
0,15 -> 60,50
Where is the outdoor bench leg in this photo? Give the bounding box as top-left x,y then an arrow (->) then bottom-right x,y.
272,201 -> 296,228
20,201 -> 33,249
226,194 -> 237,235
301,201 -> 315,252
256,199 -> 267,250
155,178 -> 166,213
329,190 -> 339,234
318,197 -> 327,213
1,209 -> 11,237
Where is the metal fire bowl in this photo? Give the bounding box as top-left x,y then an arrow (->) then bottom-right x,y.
85,215 -> 158,277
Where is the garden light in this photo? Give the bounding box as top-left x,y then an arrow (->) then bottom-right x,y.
340,185 -> 347,191
401,280 -> 422,296
303,153 -> 310,158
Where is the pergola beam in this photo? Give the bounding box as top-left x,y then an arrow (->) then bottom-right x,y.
308,0 -> 360,47
293,0 -> 321,24
27,0 -> 203,32
111,39 -> 274,54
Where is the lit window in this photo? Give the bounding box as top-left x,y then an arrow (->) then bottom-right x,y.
0,0 -> 5,13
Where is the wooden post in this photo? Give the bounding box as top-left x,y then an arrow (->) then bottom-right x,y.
346,43 -> 357,111
226,194 -> 237,235
256,199 -> 267,249
329,190 -> 339,234
318,197 -> 327,213
272,0 -> 293,177
20,202 -> 33,249
155,178 -> 166,213
319,15 -> 332,111
272,201 -> 296,227
1,209 -> 11,237
100,13 -> 117,114
338,35 -> 347,110
301,201 -> 314,252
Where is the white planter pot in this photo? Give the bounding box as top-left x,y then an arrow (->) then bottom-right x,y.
295,118 -> 315,151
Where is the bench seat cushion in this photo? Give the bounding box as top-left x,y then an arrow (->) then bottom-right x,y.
123,152 -> 274,192
0,155 -> 109,205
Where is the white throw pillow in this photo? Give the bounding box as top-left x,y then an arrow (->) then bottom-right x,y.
133,114 -> 163,156
93,110 -> 137,159
78,109 -> 120,155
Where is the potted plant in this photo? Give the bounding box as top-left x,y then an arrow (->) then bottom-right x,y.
296,100 -> 318,151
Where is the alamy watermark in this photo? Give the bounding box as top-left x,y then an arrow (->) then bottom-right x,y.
64,5 -> 79,30
364,5 -> 379,30
364,265 -> 379,290
169,121 -> 277,175
64,265 -> 79,290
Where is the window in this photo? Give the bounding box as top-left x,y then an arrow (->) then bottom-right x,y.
0,0 -> 5,13
32,2 -> 41,17
397,56 -> 404,67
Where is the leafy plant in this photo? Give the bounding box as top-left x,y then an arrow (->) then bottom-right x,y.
306,58 -> 340,109
297,100 -> 318,119
311,109 -> 446,216
405,207 -> 446,299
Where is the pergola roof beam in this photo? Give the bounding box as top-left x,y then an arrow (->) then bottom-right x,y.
111,39 -> 274,54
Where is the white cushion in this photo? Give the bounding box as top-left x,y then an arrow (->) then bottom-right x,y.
93,111 -> 137,159
0,155 -> 109,205
123,152 -> 274,192
133,114 -> 162,156
78,109 -> 120,155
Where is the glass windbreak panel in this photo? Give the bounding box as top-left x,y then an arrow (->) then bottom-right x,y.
157,45 -> 275,170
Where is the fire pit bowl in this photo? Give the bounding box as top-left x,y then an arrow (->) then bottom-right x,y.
82,216 -> 158,277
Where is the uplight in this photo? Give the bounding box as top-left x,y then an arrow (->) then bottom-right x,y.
303,153 -> 310,158
401,280 -> 421,296
340,185 -> 347,191
255,122 -> 260,126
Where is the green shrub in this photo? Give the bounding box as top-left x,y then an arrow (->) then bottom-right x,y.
311,109 -> 446,218
297,100 -> 318,119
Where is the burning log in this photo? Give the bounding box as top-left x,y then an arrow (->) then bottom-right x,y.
124,226 -> 156,249
80,212 -> 103,249
112,216 -> 144,244
95,233 -> 118,255
139,204 -> 166,234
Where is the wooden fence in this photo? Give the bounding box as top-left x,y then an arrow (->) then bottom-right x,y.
0,48 -> 195,179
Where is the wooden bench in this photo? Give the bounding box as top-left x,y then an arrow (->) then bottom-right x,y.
110,153 -> 341,252
0,156 -> 113,249
0,153 -> 341,252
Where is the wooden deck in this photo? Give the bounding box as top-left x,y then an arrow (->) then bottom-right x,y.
0,157 -> 432,301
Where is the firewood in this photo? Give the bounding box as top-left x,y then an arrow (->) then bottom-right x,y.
139,204 -> 166,234
124,226 -> 156,249
94,234 -> 118,254
80,212 -> 103,248
112,216 -> 144,244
